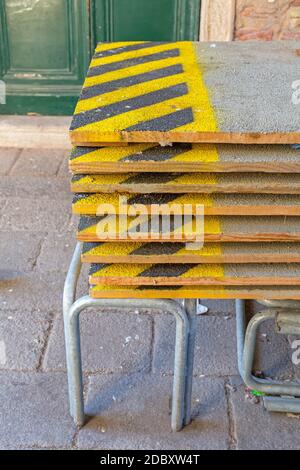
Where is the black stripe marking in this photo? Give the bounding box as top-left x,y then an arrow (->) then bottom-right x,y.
94,42 -> 171,59
89,264 -> 107,275
70,147 -> 101,160
82,242 -> 103,254
81,64 -> 184,100
87,49 -> 180,77
122,172 -> 183,185
120,143 -> 193,162
78,216 -> 101,232
125,107 -> 194,132
72,174 -> 86,183
70,83 -> 188,131
131,242 -> 184,256
138,264 -> 196,278
127,193 -> 180,205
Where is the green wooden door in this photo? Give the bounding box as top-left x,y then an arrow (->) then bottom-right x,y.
0,0 -> 200,115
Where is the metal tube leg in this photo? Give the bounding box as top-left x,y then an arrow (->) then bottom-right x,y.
64,297 -> 90,426
235,299 -> 246,379
183,299 -> 197,426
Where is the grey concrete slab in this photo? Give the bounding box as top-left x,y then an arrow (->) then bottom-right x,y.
0,176 -> 70,199
0,308 -> 52,370
36,232 -> 77,273
0,372 -> 76,449
44,309 -> 153,374
0,271 -> 69,311
247,301 -> 295,379
153,313 -> 237,377
200,299 -> 235,315
10,149 -> 66,176
0,231 -> 46,273
78,373 -> 228,450
230,376 -> 300,450
0,148 -> 20,175
0,197 -> 72,232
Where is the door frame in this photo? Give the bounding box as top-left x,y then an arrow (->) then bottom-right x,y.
200,0 -> 235,41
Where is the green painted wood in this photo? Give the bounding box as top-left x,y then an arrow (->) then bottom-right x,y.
92,0 -> 201,45
0,0 -> 90,115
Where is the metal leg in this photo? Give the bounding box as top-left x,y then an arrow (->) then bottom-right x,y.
235,299 -> 246,379
63,243 -> 190,431
235,299 -> 300,413
183,299 -> 197,425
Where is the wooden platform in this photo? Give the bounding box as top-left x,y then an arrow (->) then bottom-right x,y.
82,241 -> 300,264
90,284 -> 300,300
77,215 -> 300,243
70,144 -> 300,174
71,172 -> 300,195
70,41 -> 300,145
72,193 -> 300,217
89,262 -> 300,286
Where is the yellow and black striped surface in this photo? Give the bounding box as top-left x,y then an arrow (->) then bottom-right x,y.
82,241 -> 300,264
72,193 -> 300,216
69,41 -> 300,144
89,262 -> 300,286
70,144 -> 300,174
77,215 -> 300,243
90,284 -> 300,300
71,172 -> 300,194
70,41 -> 217,144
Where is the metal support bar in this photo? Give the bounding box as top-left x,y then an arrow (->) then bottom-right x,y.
235,299 -> 300,412
63,242 -> 193,432
183,299 -> 197,425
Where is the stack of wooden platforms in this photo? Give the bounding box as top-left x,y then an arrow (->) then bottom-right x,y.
69,40 -> 300,300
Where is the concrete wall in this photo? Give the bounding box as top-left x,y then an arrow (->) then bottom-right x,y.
235,0 -> 300,40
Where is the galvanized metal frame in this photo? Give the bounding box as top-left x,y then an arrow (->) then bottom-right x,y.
235,299 -> 300,413
63,242 -> 198,431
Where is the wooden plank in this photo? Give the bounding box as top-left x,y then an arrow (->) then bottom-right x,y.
70,144 -> 300,174
90,285 -> 300,300
77,215 -> 300,243
69,41 -> 300,145
71,172 -> 300,195
82,241 -> 300,264
72,193 -> 300,217
89,262 -> 300,286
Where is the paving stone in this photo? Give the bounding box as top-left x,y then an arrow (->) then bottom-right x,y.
230,376 -> 300,450
253,318 -> 294,380
0,231 -> 45,273
0,308 -> 52,370
153,314 -> 237,377
0,372 -> 76,448
0,148 -> 20,175
201,299 -> 235,315
58,152 -> 71,176
44,309 -> 153,373
0,197 -> 72,232
0,271 -> 69,311
0,175 -> 70,198
10,148 -> 66,176
37,231 -> 77,273
78,374 -> 228,450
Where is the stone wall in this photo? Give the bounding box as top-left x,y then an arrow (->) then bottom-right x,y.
235,0 -> 300,40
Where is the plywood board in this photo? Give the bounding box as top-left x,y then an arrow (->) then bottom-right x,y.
70,144 -> 300,174
69,41 -> 300,145
72,193 -> 300,217
82,241 -> 300,264
77,215 -> 300,243
71,172 -> 300,195
90,284 -> 300,300
89,262 -> 300,286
